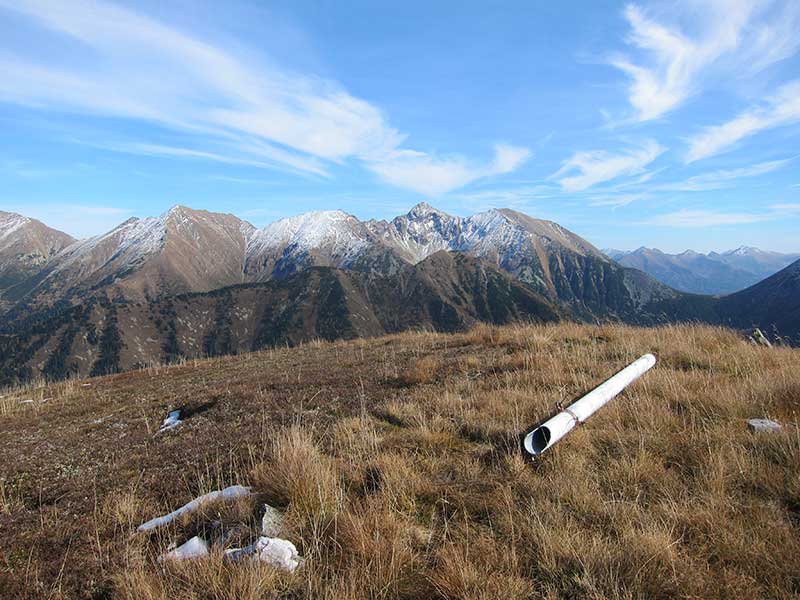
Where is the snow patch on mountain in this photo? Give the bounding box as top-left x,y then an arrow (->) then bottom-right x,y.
247,210 -> 371,260
365,203 -> 574,266
0,212 -> 32,247
53,214 -> 168,275
725,246 -> 762,257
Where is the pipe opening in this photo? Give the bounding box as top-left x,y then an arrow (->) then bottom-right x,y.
530,426 -> 551,455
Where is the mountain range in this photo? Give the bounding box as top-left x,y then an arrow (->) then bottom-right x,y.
1,203 -> 797,384
603,246 -> 800,295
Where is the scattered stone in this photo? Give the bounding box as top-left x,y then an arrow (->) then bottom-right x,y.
157,409 -> 182,434
261,504 -> 283,536
225,536 -> 303,572
158,536 -> 209,562
139,487 -> 301,572
255,537 -> 303,572
223,543 -> 257,562
747,418 -> 781,433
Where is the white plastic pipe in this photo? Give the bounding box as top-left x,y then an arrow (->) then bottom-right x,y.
523,353 -> 656,456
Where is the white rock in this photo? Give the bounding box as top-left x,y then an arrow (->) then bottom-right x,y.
159,536 -> 209,562
255,536 -> 303,572
261,504 -> 283,536
747,418 -> 781,433
157,409 -> 182,433
224,536 -> 303,572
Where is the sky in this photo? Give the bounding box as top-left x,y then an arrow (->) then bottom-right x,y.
0,0 -> 799,253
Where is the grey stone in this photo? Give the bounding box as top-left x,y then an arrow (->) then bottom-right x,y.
261,504 -> 284,536
747,418 -> 781,433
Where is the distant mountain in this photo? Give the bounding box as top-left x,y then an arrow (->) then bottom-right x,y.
244,209 -> 407,280
602,249 -> 627,261
718,258 -> 800,343
2,202 -> 795,384
605,246 -> 800,295
0,212 -> 75,310
9,206 -> 254,316
4,203 -> 685,328
0,252 -> 562,382
363,204 -> 661,321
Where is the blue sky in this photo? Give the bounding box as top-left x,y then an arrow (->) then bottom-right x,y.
0,0 -> 799,252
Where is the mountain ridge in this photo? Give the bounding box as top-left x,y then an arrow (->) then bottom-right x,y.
1,203 -> 797,384
2,202 -> 667,326
604,246 -> 800,294
0,251 -> 563,383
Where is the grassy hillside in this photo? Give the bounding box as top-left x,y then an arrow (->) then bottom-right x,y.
0,323 -> 798,599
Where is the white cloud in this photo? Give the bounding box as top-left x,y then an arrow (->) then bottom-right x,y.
686,81 -> 800,162
642,203 -> 800,228
551,140 -> 664,192
589,193 -> 651,208
448,184 -> 558,211
0,0 -> 529,195
769,203 -> 800,213
490,144 -> 532,174
613,1 -> 800,121
658,157 -> 793,191
367,144 -> 530,197
110,142 -> 329,177
642,208 -> 770,227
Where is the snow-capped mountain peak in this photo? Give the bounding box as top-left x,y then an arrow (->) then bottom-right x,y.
0,212 -> 32,246
724,245 -> 760,256
53,214 -> 168,276
244,209 -> 376,278
247,210 -> 362,252
406,202 -> 450,219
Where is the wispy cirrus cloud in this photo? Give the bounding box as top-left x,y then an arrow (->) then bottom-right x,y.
580,157 -> 792,207
551,140 -> 664,192
642,209 -> 770,227
657,157 -> 793,191
447,184 -> 558,212
369,144 -> 531,197
769,203 -> 800,213
0,0 -> 529,195
642,203 -> 800,228
103,142 -> 330,178
686,81 -> 800,162
589,193 -> 652,208
612,1 -> 800,122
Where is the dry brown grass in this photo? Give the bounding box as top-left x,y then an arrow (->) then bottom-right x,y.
401,355 -> 441,386
1,322 -> 799,598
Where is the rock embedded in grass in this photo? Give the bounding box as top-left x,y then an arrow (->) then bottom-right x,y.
261,503 -> 283,536
747,418 -> 782,433
158,536 -> 209,562
224,536 -> 303,572
157,409 -> 182,434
